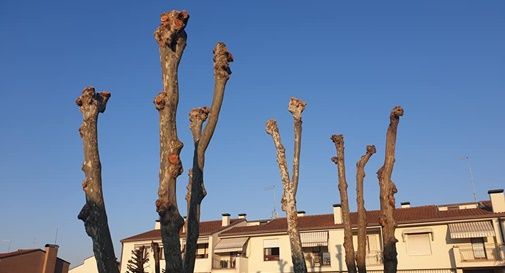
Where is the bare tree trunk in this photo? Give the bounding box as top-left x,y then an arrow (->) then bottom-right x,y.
265,97 -> 308,273
184,43 -> 233,273
154,10 -> 189,273
76,87 -> 119,273
331,135 -> 356,273
151,241 -> 161,273
355,145 -> 376,273
377,106 -> 404,273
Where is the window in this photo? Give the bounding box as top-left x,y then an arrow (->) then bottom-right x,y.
264,247 -> 280,261
196,243 -> 209,259
263,239 -> 280,261
303,246 -> 330,266
471,238 -> 486,259
406,233 -> 431,256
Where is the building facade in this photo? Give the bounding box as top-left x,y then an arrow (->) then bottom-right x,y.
0,244 -> 70,273
120,190 -> 505,273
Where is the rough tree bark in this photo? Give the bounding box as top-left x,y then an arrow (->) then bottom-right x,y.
184,42 -> 233,273
151,241 -> 161,273
153,10 -> 233,273
266,97 -> 308,273
331,135 -> 357,273
76,87 -> 120,273
355,145 -> 376,273
377,106 -> 404,273
153,10 -> 189,273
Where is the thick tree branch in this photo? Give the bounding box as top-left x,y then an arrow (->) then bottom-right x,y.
288,97 -> 306,196
189,107 -> 210,142
184,43 -> 232,273
377,106 -> 404,273
266,120 -> 291,211
356,145 -> 376,273
331,134 -> 357,273
266,107 -> 308,273
197,42 -> 233,168
76,87 -> 119,273
154,10 -> 189,273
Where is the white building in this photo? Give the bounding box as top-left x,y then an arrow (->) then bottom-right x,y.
120,189 -> 505,273
69,256 -> 98,273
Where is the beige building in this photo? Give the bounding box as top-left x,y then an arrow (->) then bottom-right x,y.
120,189 -> 505,273
69,256 -> 98,273
0,244 -> 69,273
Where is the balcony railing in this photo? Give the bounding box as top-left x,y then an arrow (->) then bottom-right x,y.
457,246 -> 503,262
212,257 -> 236,269
365,251 -> 383,266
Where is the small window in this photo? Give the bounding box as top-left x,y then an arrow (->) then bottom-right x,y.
406,233 -> 431,256
303,246 -> 330,266
264,247 -> 280,261
196,243 -> 209,259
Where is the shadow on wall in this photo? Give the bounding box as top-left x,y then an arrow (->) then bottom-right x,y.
278,259 -> 287,273
335,244 -> 343,273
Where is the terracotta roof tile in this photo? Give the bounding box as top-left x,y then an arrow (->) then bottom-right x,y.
122,219 -> 244,242
221,202 -> 505,236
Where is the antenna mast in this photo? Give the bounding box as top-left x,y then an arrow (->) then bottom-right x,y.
462,155 -> 477,202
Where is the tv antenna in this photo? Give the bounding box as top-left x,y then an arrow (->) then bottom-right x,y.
1,240 -> 12,252
461,155 -> 477,202
264,185 -> 279,219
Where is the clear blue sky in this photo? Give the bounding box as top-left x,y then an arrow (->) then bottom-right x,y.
1,0 -> 504,267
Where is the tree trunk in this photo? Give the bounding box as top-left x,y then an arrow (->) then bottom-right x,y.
151,242 -> 161,273
377,106 -> 404,273
331,135 -> 356,273
184,42 -> 233,273
76,87 -> 119,273
355,145 -> 376,273
154,10 -> 189,273
265,97 -> 308,273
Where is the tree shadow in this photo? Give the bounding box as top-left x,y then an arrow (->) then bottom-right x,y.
335,244 -> 343,273
278,259 -> 287,273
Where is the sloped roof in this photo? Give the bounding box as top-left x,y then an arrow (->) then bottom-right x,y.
122,219 -> 244,243
0,249 -> 39,258
0,248 -> 70,264
221,201 -> 505,236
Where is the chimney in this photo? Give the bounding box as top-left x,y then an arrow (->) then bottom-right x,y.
333,204 -> 342,224
238,213 -> 247,219
222,213 -> 231,227
401,202 -> 411,208
155,220 -> 160,230
297,211 -> 306,217
488,189 -> 505,213
182,216 -> 187,233
42,244 -> 58,273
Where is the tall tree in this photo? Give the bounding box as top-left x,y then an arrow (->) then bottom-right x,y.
331,135 -> 357,273
153,10 -> 233,273
266,97 -> 308,273
377,106 -> 404,273
356,145 -> 376,273
126,246 -> 149,273
76,87 -> 120,273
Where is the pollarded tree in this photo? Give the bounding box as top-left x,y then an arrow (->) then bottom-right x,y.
355,145 -> 376,273
377,106 -> 404,273
265,97 -> 308,273
76,87 -> 119,273
331,106 -> 402,273
153,10 -> 233,273
76,10 -> 232,273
